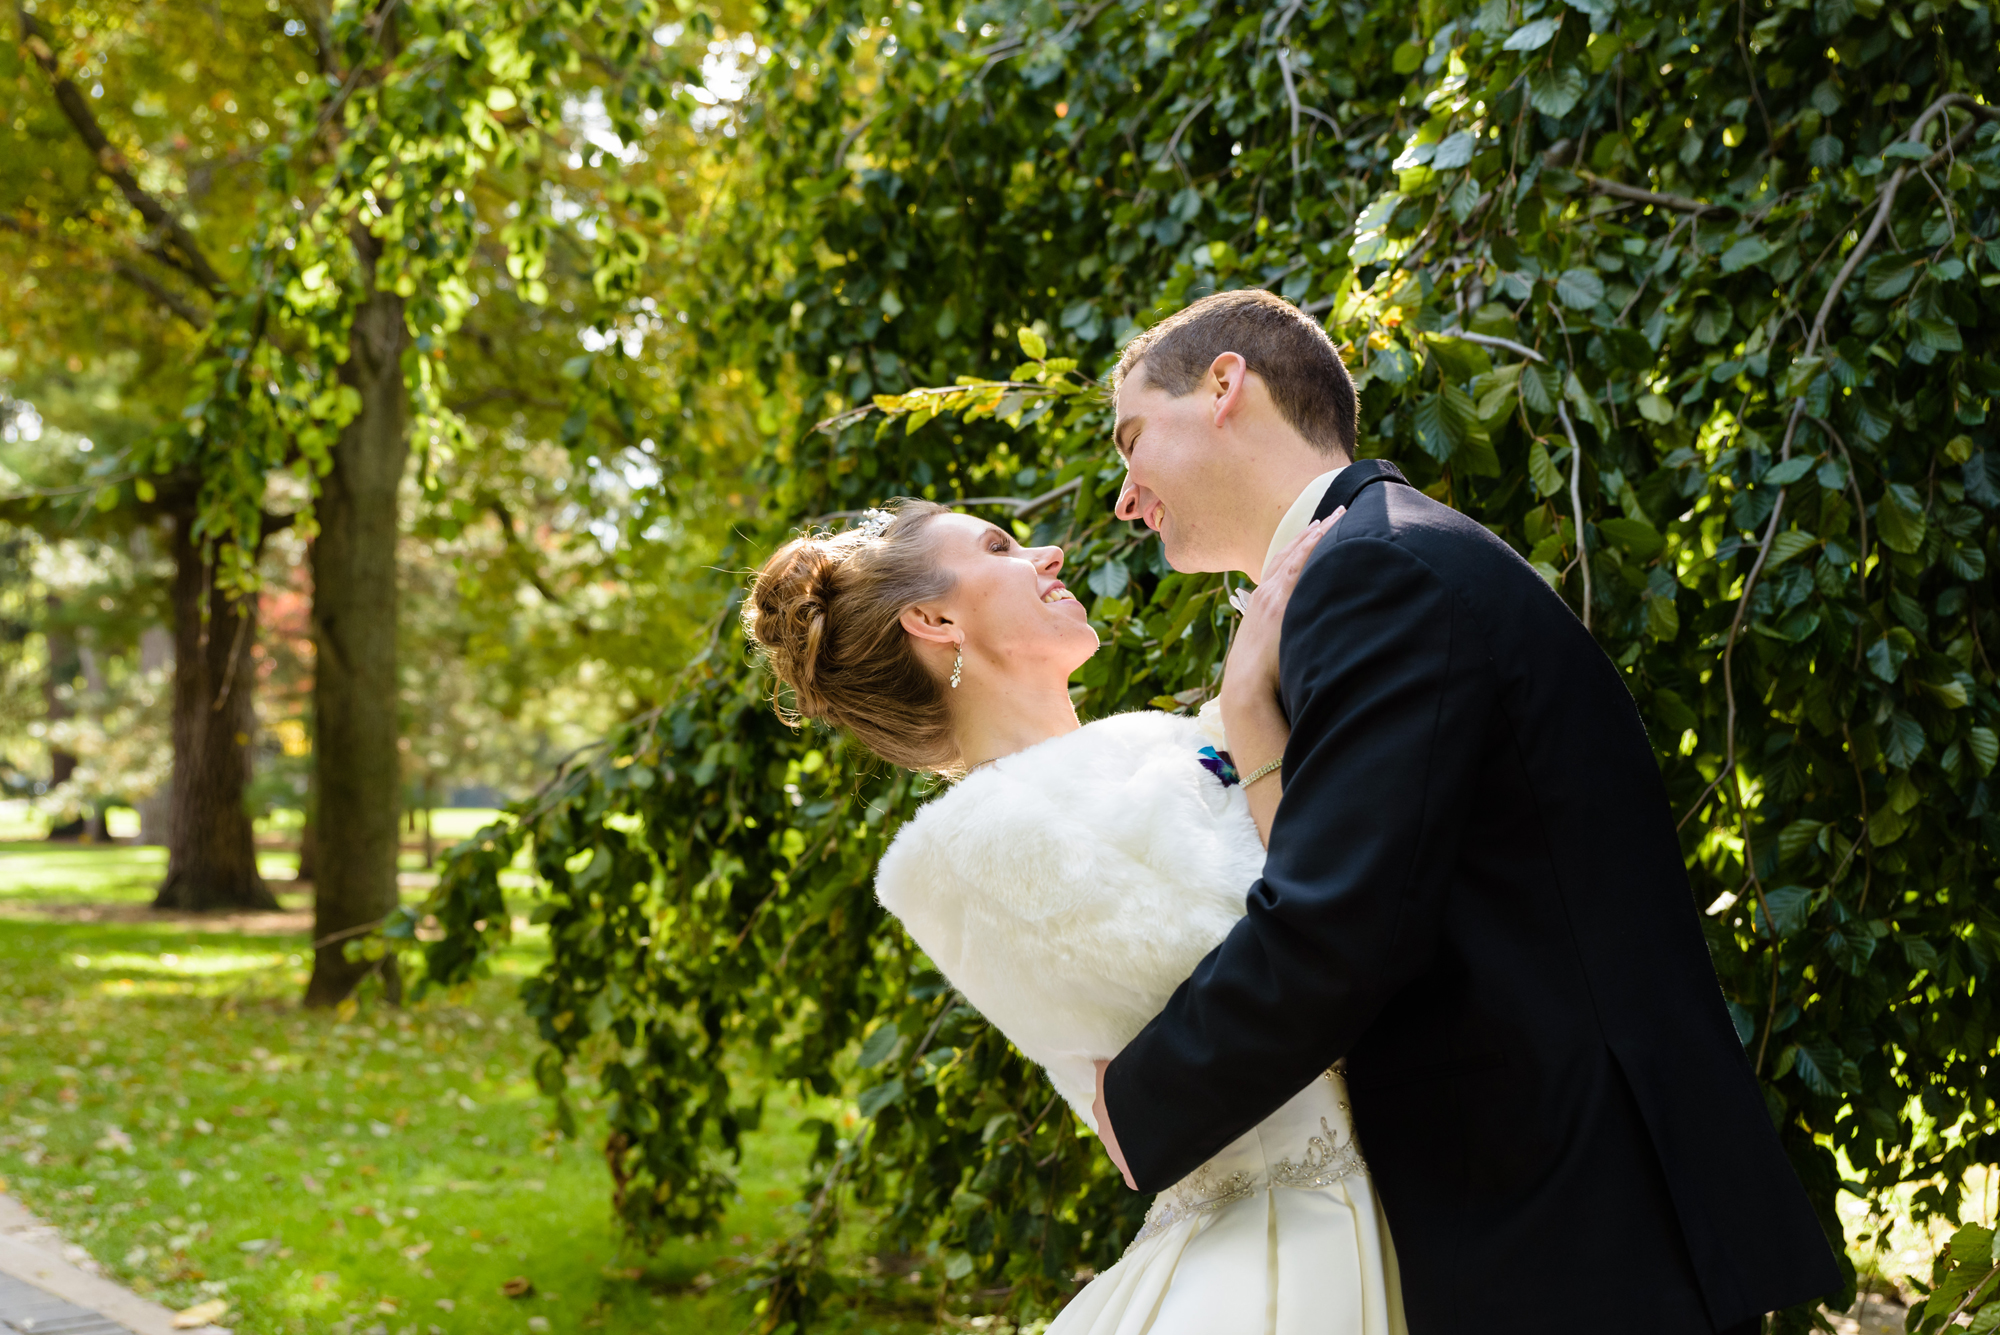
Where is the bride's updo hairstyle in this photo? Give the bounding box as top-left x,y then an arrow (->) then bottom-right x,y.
743,499 -> 962,773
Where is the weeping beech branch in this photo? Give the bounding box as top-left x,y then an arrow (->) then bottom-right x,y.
16,4 -> 230,295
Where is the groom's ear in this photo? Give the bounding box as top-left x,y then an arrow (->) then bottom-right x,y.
899,605 -> 957,649
1208,352 -> 1250,426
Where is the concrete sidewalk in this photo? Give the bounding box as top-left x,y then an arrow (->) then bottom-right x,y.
0,1192 -> 226,1335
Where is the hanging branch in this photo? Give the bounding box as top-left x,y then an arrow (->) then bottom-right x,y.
1682,92 -> 1994,834
1577,170 -> 1733,217
109,260 -> 212,330
812,477 -> 1082,525
16,4 -> 230,296
1555,403 -> 1592,633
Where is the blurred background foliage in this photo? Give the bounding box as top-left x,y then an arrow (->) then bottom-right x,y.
4,0 -> 1999,1327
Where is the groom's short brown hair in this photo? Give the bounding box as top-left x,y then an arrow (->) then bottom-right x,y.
1113,288 -> 1357,458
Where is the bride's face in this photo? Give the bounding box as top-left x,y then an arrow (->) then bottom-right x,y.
918,513 -> 1099,683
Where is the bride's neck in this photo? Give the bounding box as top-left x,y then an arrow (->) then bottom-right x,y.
955,674 -> 1081,770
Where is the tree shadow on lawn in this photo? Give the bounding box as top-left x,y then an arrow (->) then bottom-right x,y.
0,905 -> 934,1334
0,842 -> 301,912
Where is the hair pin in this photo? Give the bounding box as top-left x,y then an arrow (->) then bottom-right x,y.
853,508 -> 894,540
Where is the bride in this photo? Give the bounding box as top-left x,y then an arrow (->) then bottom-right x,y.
743,498 -> 1405,1335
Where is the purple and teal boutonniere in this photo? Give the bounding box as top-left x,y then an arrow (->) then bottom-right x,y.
1196,745 -> 1241,787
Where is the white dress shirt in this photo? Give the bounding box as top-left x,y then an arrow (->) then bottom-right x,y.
1258,465 -> 1347,583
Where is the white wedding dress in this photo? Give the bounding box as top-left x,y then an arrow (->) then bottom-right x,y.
875,707 -> 1406,1335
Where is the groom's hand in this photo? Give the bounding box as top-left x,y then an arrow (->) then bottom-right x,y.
1093,1059 -> 1137,1189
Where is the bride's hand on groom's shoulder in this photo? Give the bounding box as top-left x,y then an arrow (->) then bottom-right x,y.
1221,508 -> 1343,715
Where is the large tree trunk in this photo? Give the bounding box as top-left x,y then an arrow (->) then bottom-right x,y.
154,510 -> 277,910
304,248 -> 410,1008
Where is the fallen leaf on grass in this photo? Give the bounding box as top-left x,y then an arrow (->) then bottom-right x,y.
171,1298 -> 229,1328
601,1266 -> 644,1281
501,1276 -> 534,1298
434,1298 -> 455,1312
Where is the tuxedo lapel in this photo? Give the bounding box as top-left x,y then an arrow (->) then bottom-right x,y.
1313,459 -> 1410,521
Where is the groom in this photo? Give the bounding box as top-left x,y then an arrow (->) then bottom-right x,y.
1091,289 -> 1838,1333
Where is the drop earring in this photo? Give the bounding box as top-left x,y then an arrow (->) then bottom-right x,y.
950,646 -> 964,689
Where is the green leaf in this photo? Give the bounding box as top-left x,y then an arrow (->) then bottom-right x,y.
1864,257 -> 1920,300
573,846 -> 611,890
1881,140 -> 1933,161
1808,134 -> 1845,168
1692,301 -> 1732,345
1414,393 -> 1463,461
856,1079 -> 904,1118
1876,483 -> 1927,553
1520,364 -> 1558,414
1528,65 -> 1586,117
1791,1041 -> 1843,1096
1781,355 -> 1825,398
1564,370 -> 1612,438
1527,438 -> 1565,497
1636,393 -> 1675,424
1778,819 -> 1826,863
1086,559 -> 1130,599
1017,327 -> 1047,360
1720,238 -> 1772,274
1764,530 -> 1818,569
1431,131 -> 1478,170
1927,1226 -> 1999,1315
134,478 -> 156,503
1970,727 -> 1998,776
1882,711 -> 1926,769
1902,935 -> 1942,972
1924,678 -> 1971,709
1916,319 -> 1963,353
1503,15 -> 1563,49
857,1022 -> 904,1069
1865,630 -> 1911,682
1598,517 -> 1663,559
1764,885 -> 1813,936
1646,594 -> 1680,640
1761,456 -> 1815,487
1553,268 -> 1605,310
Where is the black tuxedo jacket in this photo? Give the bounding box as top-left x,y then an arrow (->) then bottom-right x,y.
1103,460 -> 1838,1333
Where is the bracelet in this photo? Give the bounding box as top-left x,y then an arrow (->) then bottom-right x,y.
1241,757 -> 1283,789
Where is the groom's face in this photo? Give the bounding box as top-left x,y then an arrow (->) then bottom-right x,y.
1112,363 -> 1252,574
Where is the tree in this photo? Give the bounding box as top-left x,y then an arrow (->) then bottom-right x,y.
9,0 -> 739,973
4,0 -> 306,906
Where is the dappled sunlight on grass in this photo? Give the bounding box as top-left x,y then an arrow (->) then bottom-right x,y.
0,846 -> 934,1335
0,843 -> 169,904
70,949 -> 300,976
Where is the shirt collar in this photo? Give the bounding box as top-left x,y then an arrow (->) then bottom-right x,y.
1257,466 -> 1346,583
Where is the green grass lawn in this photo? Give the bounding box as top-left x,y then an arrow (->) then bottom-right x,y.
0,842 -> 941,1335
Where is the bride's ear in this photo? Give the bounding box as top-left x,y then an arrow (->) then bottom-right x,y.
899,605 -> 958,650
